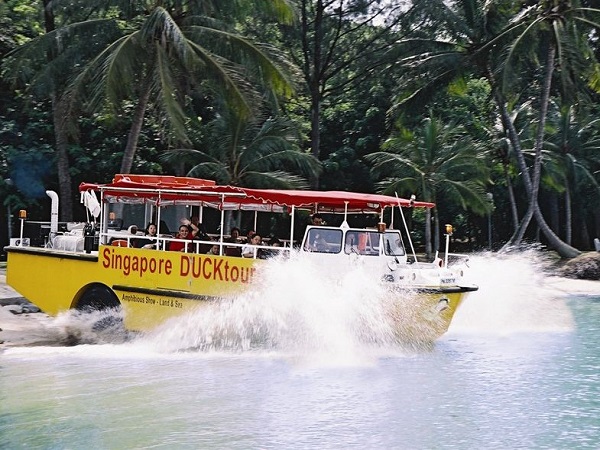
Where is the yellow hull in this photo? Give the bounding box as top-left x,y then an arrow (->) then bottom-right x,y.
7,245 -> 256,331
389,290 -> 466,343
7,245 -> 470,340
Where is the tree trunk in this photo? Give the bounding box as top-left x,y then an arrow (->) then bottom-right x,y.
307,0 -> 324,189
578,213 -> 589,250
44,0 -> 72,220
309,91 -> 321,188
593,209 -> 600,240
433,206 -> 440,257
533,204 -> 580,256
510,45 -> 556,244
548,193 -> 560,236
487,62 -> 580,257
120,68 -> 154,174
564,184 -> 572,246
425,207 -> 432,259
503,162 -> 519,232
52,95 -> 73,221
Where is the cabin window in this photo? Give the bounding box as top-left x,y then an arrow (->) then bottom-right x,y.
344,231 -> 381,256
304,228 -> 342,253
383,232 -> 406,256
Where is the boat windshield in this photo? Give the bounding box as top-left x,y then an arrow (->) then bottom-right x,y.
383,231 -> 406,256
344,231 -> 381,256
304,228 -> 343,253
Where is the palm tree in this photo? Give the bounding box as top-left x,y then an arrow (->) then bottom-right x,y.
75,0 -> 298,174
1,0 -> 101,220
162,109 -> 321,231
366,117 -> 491,257
389,0 -> 509,114
491,0 -> 600,256
390,0 -> 600,257
4,0 -> 297,209
541,104 -> 600,245
162,109 -> 321,188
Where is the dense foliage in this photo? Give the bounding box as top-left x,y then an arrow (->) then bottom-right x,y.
2,0 -> 600,257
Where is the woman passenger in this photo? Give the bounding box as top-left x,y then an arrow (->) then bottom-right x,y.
168,225 -> 193,252
242,234 -> 261,258
141,222 -> 159,249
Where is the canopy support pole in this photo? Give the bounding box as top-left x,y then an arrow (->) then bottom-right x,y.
395,193 -> 418,264
289,206 -> 295,248
100,191 -> 107,245
219,195 -> 225,256
341,201 -> 349,228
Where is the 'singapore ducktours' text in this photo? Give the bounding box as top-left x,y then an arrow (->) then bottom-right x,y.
101,248 -> 256,283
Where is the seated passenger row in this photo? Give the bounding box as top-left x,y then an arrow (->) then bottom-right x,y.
110,219 -> 282,259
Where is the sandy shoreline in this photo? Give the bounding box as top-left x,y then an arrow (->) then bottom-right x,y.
1,269 -> 598,348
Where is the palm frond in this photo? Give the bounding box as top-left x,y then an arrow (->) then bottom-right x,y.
242,170 -> 310,189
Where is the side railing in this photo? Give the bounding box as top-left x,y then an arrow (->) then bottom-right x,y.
10,220 -> 292,259
101,231 -> 290,259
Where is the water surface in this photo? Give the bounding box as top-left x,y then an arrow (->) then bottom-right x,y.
1,252 -> 599,449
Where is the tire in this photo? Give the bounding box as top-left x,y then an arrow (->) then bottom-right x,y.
77,284 -> 123,332
77,284 -> 120,312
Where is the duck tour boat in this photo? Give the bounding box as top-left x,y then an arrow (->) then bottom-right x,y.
5,174 -> 478,342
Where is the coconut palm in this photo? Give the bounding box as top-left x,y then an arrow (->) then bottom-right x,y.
539,104 -> 600,245
79,0 -> 298,174
389,0 -> 510,113
366,117 -> 491,257
1,0 -> 113,220
4,0 -> 297,191
389,0 -> 600,257
161,109 -> 321,189
161,108 -> 320,231
490,0 -> 600,255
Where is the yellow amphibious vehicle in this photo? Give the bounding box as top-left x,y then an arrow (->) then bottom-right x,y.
6,174 -> 477,341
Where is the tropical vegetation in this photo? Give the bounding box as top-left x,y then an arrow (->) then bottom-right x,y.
2,0 -> 600,258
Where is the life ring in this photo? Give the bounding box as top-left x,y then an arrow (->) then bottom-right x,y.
434,257 -> 444,267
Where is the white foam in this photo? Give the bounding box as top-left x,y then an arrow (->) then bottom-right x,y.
4,249 -> 583,360
140,255 -> 404,363
449,249 -> 575,335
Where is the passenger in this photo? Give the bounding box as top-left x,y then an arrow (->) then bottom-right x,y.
225,227 -> 242,257
260,237 -> 282,259
180,217 -> 199,238
303,214 -> 325,240
313,234 -> 328,252
145,223 -> 157,237
127,225 -> 140,247
191,216 -> 211,240
206,241 -> 221,256
168,225 -> 193,252
242,233 -> 261,258
311,213 -> 325,226
107,212 -> 123,230
140,222 -> 159,249
227,227 -> 241,243
245,229 -> 256,243
179,217 -> 207,252
345,232 -> 359,254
